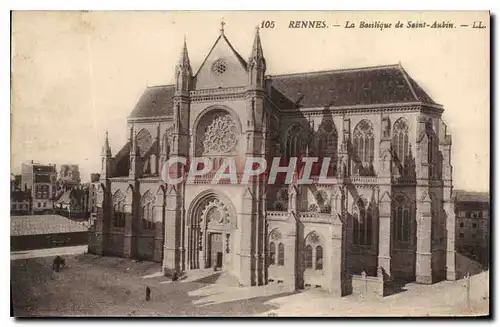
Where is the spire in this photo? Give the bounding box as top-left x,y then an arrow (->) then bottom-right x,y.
178,36 -> 192,72
102,131 -> 111,156
249,26 -> 265,66
175,36 -> 192,93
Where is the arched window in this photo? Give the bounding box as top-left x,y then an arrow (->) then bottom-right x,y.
352,120 -> 375,176
316,120 -> 338,174
269,242 -> 276,265
112,190 -> 126,228
393,195 -> 411,244
269,229 -> 284,266
392,118 -> 409,164
141,191 -> 155,230
278,243 -> 285,266
426,120 -> 436,179
315,246 -> 323,270
305,245 -> 313,269
286,124 -> 303,159
304,231 -> 323,270
136,129 -> 153,158
353,198 -> 373,246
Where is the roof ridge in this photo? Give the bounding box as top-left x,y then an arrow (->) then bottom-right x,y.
267,64 -> 401,79
398,64 -> 419,101
146,84 -> 175,89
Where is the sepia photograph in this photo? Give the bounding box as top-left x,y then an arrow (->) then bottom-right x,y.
10,10 -> 490,317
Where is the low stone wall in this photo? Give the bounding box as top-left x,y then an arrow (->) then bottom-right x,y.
351,271 -> 385,297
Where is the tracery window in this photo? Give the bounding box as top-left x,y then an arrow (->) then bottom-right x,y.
316,120 -> 338,158
203,114 -> 238,154
141,191 -> 155,230
392,118 -> 410,164
352,120 -> 375,176
269,229 -> 285,266
112,190 -> 126,228
286,124 -> 304,159
353,198 -> 373,246
393,195 -> 411,244
136,129 -> 153,158
304,231 -> 323,271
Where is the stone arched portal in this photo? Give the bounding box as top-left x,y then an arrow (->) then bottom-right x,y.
187,191 -> 237,270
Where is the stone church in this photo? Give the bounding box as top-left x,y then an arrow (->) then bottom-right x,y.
89,24 -> 457,295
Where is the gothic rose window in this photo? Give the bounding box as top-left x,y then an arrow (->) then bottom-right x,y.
212,59 -> 228,76
203,114 -> 238,154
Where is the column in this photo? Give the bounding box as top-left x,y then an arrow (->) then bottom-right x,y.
377,190 -> 392,279
283,227 -> 297,292
123,201 -> 135,258
239,187 -> 255,286
163,184 -> 182,274
153,203 -> 164,263
92,185 -> 107,255
416,190 -> 433,284
329,216 -> 347,296
444,189 -> 457,280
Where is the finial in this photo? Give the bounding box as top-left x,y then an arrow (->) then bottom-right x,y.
220,18 -> 226,34
105,130 -> 108,140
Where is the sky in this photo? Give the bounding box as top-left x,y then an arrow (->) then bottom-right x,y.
11,11 -> 489,191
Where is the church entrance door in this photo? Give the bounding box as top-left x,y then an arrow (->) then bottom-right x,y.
208,232 -> 223,268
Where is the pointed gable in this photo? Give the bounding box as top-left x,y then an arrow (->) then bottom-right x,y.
194,33 -> 248,89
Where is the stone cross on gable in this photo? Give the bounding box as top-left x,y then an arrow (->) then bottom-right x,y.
220,18 -> 225,34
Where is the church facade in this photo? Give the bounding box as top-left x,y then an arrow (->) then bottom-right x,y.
89,25 -> 457,295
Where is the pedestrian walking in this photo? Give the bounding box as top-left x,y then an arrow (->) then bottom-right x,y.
146,286 -> 151,302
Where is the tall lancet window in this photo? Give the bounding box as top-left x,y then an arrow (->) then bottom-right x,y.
112,190 -> 126,228
393,194 -> 412,244
352,120 -> 375,176
286,124 -> 303,159
392,118 -> 410,164
141,191 -> 155,230
353,198 -> 373,246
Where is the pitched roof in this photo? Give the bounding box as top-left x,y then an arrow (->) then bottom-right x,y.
129,64 -> 438,119
453,190 -> 490,203
128,85 -> 175,119
11,214 -> 88,236
194,34 -> 248,77
268,64 -> 438,110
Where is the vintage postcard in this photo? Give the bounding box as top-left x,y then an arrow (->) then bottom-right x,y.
10,11 -> 490,317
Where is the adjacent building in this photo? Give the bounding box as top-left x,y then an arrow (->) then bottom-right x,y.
58,164 -> 81,189
89,25 -> 456,296
54,184 -> 91,220
454,190 -> 490,266
21,161 -> 57,212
